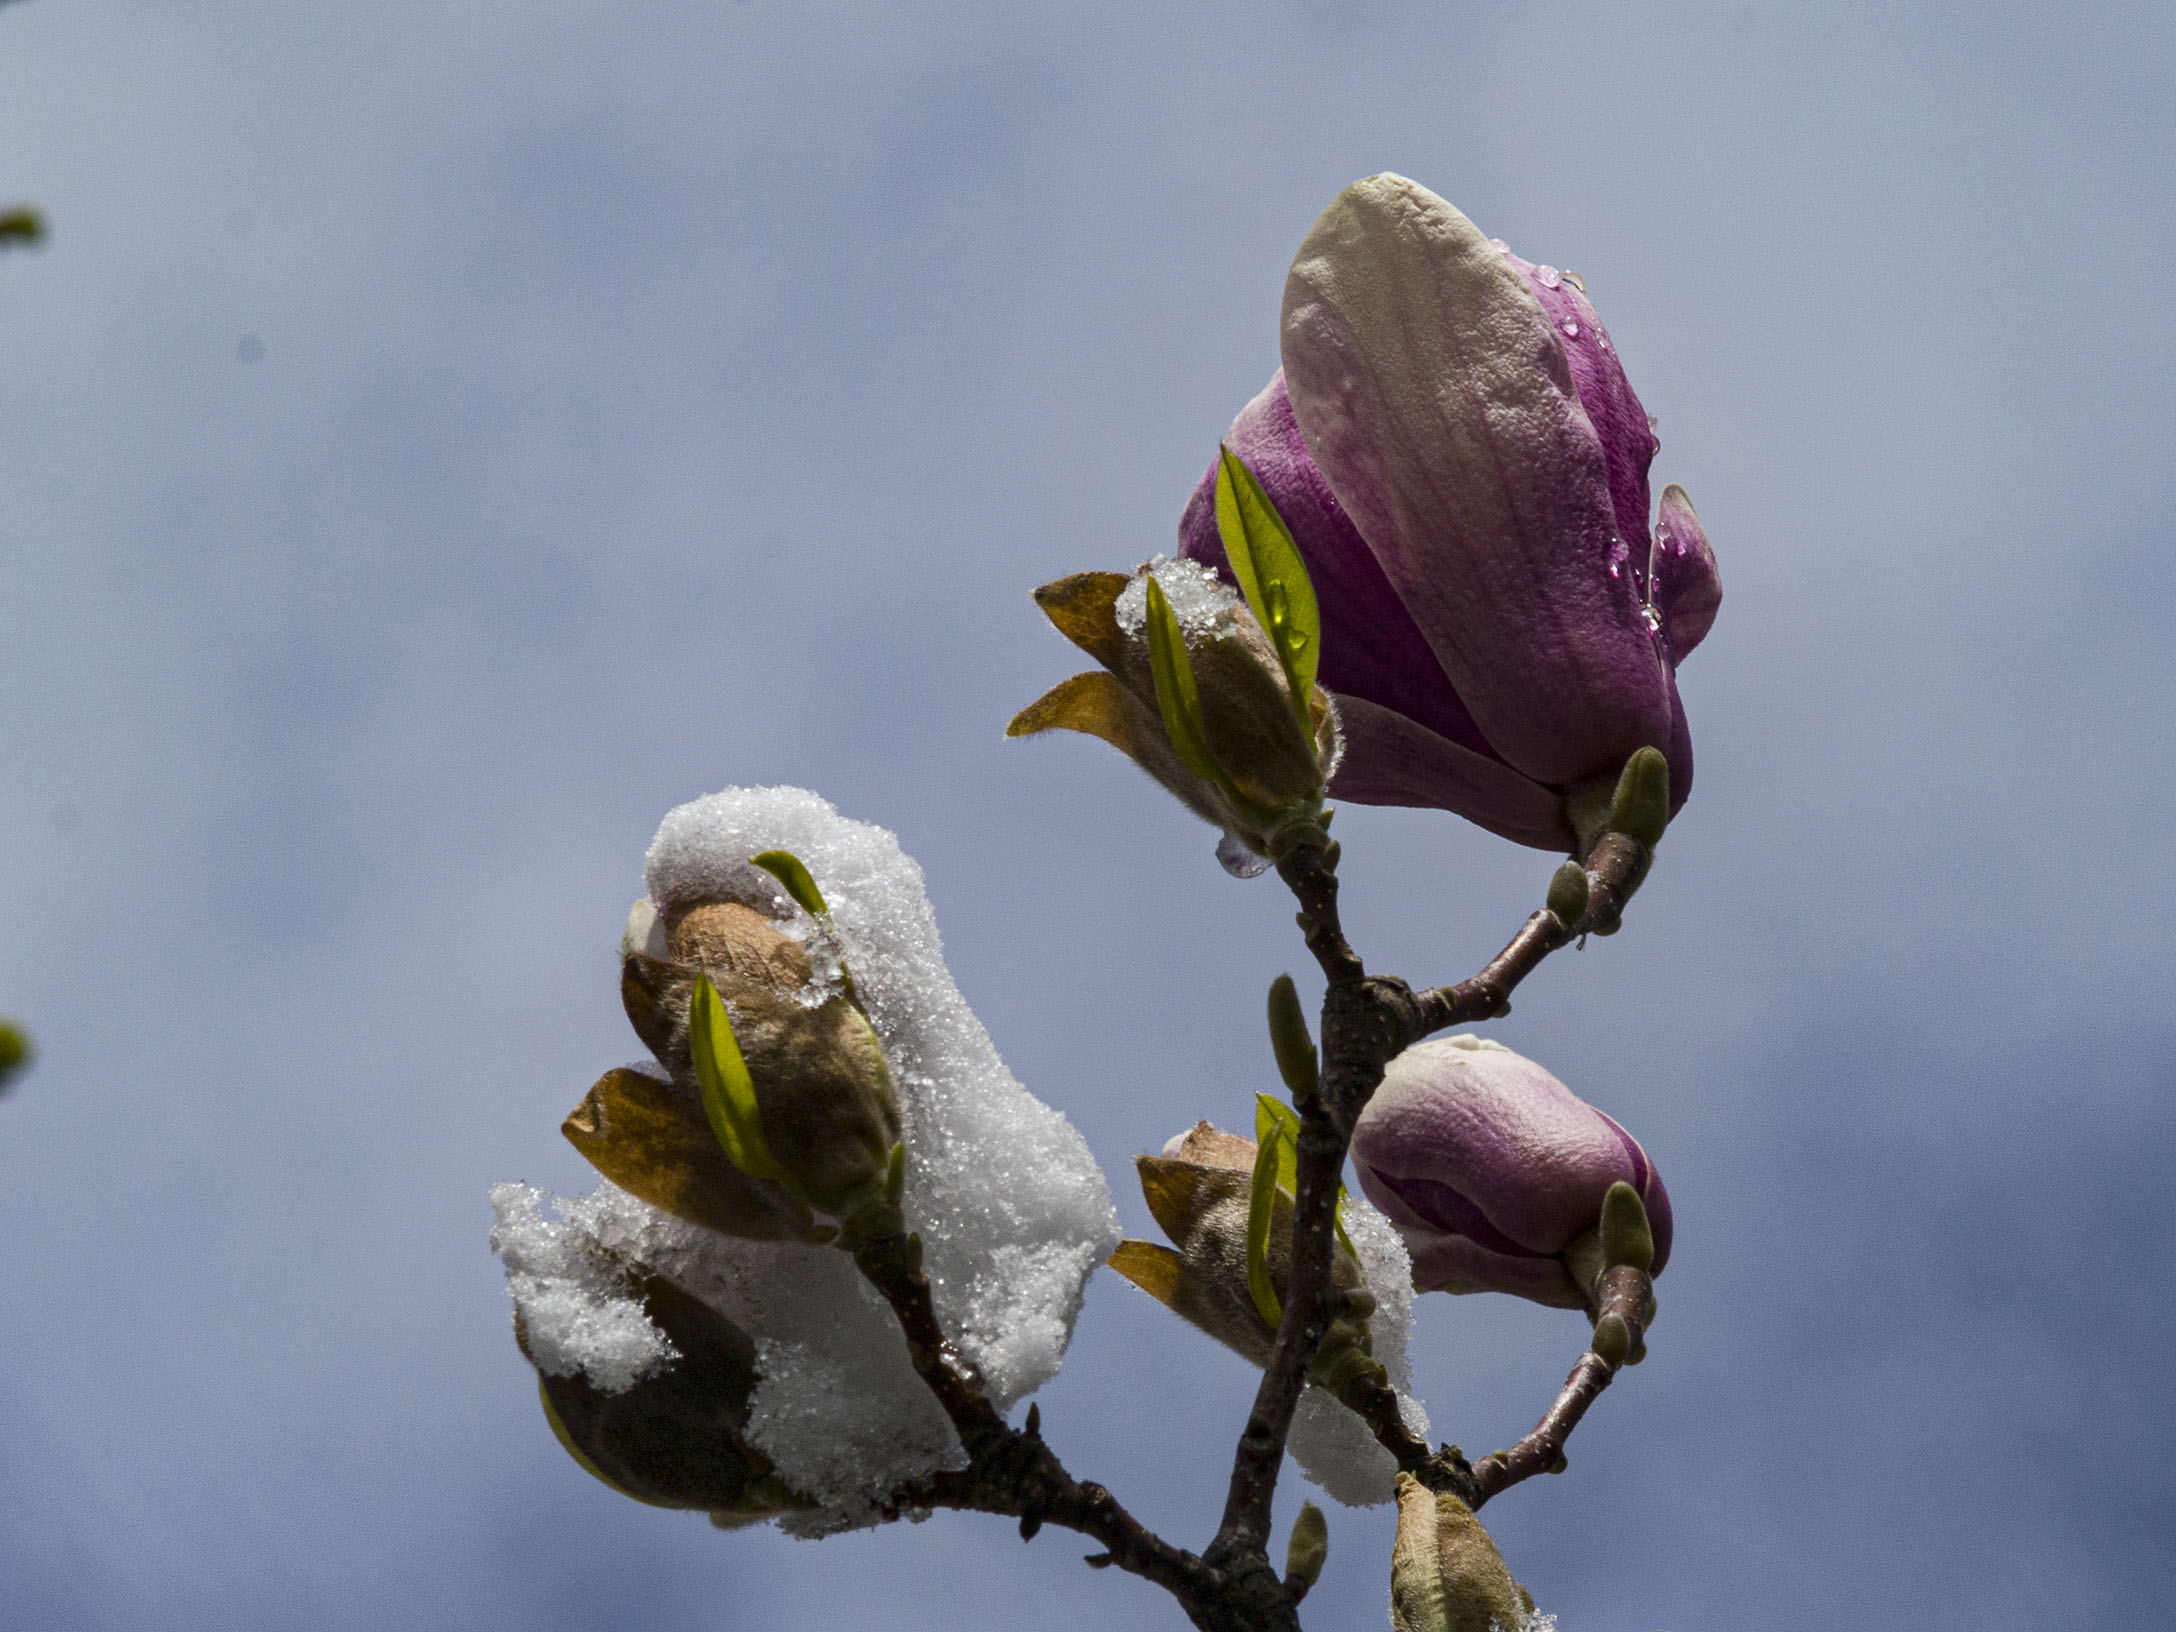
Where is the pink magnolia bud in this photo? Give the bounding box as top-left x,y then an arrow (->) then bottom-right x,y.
1181,173 -> 1720,851
1350,1037 -> 1671,1309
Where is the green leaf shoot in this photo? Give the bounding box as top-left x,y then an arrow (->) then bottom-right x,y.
689,975 -> 789,1186
750,849 -> 828,918
1215,445 -> 1320,731
1254,1093 -> 1358,1261
1142,574 -> 1227,788
1246,1115 -> 1285,1333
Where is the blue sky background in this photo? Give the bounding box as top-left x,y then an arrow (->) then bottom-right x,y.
2,1 -> 2171,1627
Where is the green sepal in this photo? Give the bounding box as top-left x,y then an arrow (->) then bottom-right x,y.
689,975 -> 790,1186
1598,1179 -> 1654,1273
1245,1116 -> 1286,1332
537,1375 -> 671,1507
1215,444 -> 1320,733
750,850 -> 828,918
1284,1501 -> 1329,1597
1254,1095 -> 1358,1262
1266,974 -> 1320,1102
1609,746 -> 1670,847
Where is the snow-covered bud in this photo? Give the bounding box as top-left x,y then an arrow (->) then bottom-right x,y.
1008,557 -> 1340,878
1389,1475 -> 1537,1632
585,892 -> 903,1239
524,1271 -> 808,1522
1106,1122 -> 1375,1386
1351,1036 -> 1671,1310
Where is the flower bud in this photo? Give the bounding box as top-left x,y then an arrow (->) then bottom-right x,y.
580,891 -> 903,1238
1389,1475 -> 1537,1632
524,1271 -> 809,1522
1351,1036 -> 1671,1310
1008,560 -> 1340,876
1106,1122 -> 1374,1381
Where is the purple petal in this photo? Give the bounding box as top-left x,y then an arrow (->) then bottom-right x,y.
1177,373 -> 1500,764
1330,694 -> 1571,850
1499,251 -> 1659,566
1400,1228 -> 1586,1307
1280,174 -> 1675,787
1652,483 -> 1720,660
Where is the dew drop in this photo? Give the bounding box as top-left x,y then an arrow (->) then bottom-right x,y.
1645,411 -> 1660,433
1561,316 -> 1580,338
1597,332 -> 1614,353
1489,237 -> 1510,253
1217,832 -> 1271,879
1607,536 -> 1630,579
1537,264 -> 1562,289
1640,603 -> 1664,636
1562,270 -> 1586,293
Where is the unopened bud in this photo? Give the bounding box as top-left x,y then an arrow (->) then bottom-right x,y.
1106,1123 -> 1371,1375
1390,1475 -> 1537,1632
1009,560 -> 1339,876
530,1274 -> 809,1522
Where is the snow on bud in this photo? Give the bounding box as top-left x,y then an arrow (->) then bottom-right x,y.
1007,553 -> 1340,877
1389,1475 -> 1539,1632
524,1271 -> 807,1522
1351,1035 -> 1671,1310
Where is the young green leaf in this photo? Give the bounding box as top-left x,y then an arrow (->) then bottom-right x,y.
1215,445 -> 1321,729
688,975 -> 789,1185
1246,1117 -> 1285,1332
750,849 -> 828,918
1254,1093 -> 1359,1260
1142,574 -> 1226,787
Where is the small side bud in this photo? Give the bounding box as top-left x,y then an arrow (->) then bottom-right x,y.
1590,1311 -> 1631,1369
1266,974 -> 1320,1102
1608,746 -> 1670,847
1284,1501 -> 1329,1599
1599,1180 -> 1655,1273
1544,860 -> 1589,929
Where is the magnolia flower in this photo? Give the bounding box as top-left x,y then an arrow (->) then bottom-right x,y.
1180,173 -> 1720,851
1350,1036 -> 1671,1309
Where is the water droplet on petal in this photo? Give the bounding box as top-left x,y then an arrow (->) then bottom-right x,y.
1645,412 -> 1660,433
1216,832 -> 1271,879
1489,237 -> 1509,253
1562,270 -> 1586,293
1560,316 -> 1580,337
1597,332 -> 1614,353
1607,537 -> 1629,580
1537,265 -> 1562,289
1641,604 -> 1664,636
